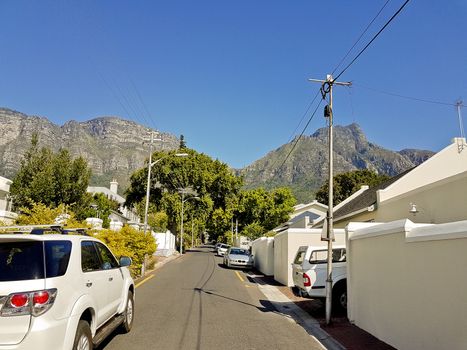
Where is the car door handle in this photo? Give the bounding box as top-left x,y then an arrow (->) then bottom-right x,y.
86,282 -> 93,288
108,277 -> 113,282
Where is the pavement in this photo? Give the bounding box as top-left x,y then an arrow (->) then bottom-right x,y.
144,250 -> 395,350
250,274 -> 395,350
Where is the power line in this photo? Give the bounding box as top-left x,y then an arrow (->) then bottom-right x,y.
353,83 -> 465,107
277,99 -> 324,170
331,0 -> 392,76
334,0 -> 411,82
286,90 -> 321,143
281,0 -> 394,165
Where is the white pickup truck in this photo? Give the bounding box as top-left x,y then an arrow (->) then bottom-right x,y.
291,245 -> 347,311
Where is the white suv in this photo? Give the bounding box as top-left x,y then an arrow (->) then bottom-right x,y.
0,232 -> 135,350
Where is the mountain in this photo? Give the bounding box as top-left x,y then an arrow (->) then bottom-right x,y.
0,108 -> 179,194
239,123 -> 434,203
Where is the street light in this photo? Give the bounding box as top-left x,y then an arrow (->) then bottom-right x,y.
180,192 -> 199,254
143,152 -> 188,235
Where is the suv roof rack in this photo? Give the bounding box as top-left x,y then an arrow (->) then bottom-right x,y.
0,225 -> 90,236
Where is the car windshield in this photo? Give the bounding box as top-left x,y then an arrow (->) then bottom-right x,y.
230,248 -> 248,255
0,240 -> 72,281
219,244 -> 229,249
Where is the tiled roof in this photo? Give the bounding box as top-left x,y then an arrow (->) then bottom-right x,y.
333,168 -> 414,221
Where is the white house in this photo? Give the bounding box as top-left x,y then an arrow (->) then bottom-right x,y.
0,176 -> 17,224
87,180 -> 140,229
274,201 -> 328,232
316,137 -> 467,228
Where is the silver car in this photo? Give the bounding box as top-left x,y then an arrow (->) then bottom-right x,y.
223,247 -> 254,269
217,243 -> 230,256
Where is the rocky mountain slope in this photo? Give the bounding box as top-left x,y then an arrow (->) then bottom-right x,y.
0,108 -> 179,194
239,123 -> 434,203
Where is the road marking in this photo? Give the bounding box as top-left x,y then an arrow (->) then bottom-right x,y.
234,271 -> 245,282
135,274 -> 154,288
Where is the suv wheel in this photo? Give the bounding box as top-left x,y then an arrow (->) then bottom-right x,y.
332,281 -> 347,313
73,320 -> 92,350
120,291 -> 134,333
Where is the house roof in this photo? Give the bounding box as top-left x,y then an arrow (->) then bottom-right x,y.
333,168 -> 414,221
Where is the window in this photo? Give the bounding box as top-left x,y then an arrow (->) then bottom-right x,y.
45,241 -> 72,277
0,241 -> 44,281
95,242 -> 119,269
81,241 -> 101,272
309,250 -> 328,264
309,248 -> 346,264
293,250 -> 306,264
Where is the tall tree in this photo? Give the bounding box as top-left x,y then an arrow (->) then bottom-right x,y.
125,148 -> 242,241
10,136 -> 92,211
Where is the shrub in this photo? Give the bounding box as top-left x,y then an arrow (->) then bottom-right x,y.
95,226 -> 157,277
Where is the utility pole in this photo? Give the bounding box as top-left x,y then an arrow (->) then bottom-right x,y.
309,74 -> 351,325
179,187 -> 199,254
143,131 -> 162,235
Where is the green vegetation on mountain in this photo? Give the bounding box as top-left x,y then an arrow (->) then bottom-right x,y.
240,123 -> 434,203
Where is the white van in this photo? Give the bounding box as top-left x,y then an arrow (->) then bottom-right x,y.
291,245 -> 347,311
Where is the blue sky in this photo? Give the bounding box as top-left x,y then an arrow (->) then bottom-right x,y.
1,1 -> 466,169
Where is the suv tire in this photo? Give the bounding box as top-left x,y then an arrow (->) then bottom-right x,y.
120,291 -> 134,333
73,320 -> 92,350
332,280 -> 347,313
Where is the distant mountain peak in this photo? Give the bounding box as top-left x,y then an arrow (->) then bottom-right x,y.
240,123 -> 434,203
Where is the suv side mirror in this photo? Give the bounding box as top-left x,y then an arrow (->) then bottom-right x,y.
119,256 -> 132,267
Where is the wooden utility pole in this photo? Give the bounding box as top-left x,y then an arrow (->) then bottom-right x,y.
309,74 -> 351,325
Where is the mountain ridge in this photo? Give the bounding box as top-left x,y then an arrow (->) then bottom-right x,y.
0,107 -> 179,194
239,123 -> 434,203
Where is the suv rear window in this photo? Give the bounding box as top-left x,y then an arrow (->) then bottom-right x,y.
0,240 -> 72,281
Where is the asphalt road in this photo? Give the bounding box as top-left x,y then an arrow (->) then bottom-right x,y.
99,246 -> 325,350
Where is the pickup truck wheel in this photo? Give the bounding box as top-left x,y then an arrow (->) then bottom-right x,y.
73,320 -> 92,350
332,281 -> 347,312
120,291 -> 134,333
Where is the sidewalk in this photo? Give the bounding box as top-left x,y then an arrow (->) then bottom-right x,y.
250,274 -> 395,350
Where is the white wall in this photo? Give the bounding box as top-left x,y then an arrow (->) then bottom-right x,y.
273,228 -> 345,286
347,219 -> 467,350
153,231 -> 176,256
251,237 -> 274,276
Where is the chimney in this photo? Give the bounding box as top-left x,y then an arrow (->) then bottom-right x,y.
110,179 -> 118,194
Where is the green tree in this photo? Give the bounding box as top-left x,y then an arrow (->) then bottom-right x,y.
315,169 -> 390,206
10,136 -> 92,211
74,193 -> 119,228
236,187 -> 296,237
125,148 -> 242,243
148,211 -> 169,232
179,134 -> 187,149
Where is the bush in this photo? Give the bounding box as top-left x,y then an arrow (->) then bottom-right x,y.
95,226 -> 157,277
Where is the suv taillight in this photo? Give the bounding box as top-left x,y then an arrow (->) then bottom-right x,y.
0,289 -> 57,317
303,273 -> 311,287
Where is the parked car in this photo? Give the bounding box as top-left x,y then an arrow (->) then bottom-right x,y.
216,243 -> 230,256
291,245 -> 347,311
223,247 -> 254,269
213,242 -> 222,253
0,231 -> 135,350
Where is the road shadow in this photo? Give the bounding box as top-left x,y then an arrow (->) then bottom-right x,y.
193,287 -> 275,314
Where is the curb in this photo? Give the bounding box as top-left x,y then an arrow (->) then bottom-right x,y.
251,276 -> 346,350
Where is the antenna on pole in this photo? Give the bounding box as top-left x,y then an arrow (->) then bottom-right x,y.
456,100 -> 465,140
309,74 -> 351,326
